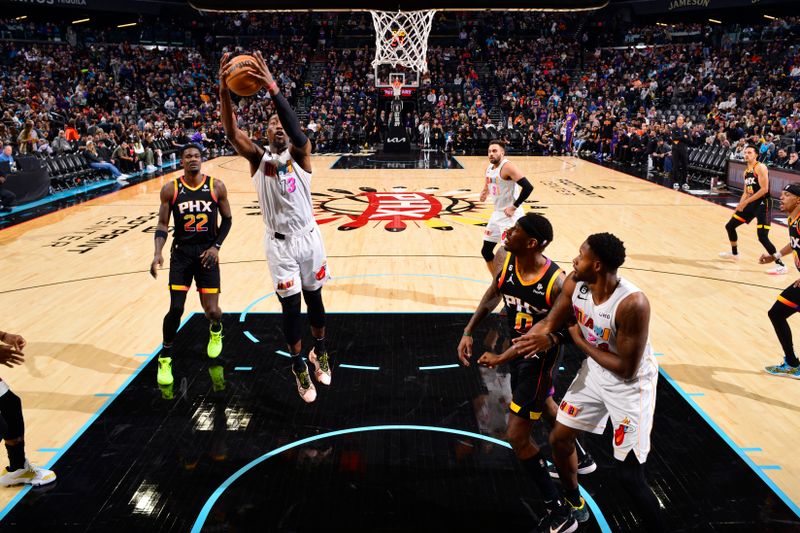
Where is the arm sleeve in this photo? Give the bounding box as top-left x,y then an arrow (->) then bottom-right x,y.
513,177 -> 533,208
215,216 -> 232,248
272,90 -> 308,148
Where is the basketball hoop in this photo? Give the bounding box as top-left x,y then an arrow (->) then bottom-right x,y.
390,78 -> 404,98
370,9 -> 436,75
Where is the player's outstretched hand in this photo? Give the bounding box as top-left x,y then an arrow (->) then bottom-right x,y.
219,52 -> 232,89
248,51 -> 276,90
2,332 -> 26,351
477,351 -> 502,369
0,345 -> 24,368
759,253 -> 775,264
457,335 -> 473,366
150,254 -> 163,279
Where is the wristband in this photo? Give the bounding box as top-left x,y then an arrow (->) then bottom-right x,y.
267,81 -> 278,94
775,251 -> 782,260
155,229 -> 168,241
214,243 -> 222,249
462,331 -> 472,337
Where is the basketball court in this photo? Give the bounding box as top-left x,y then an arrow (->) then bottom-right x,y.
1,154 -> 799,530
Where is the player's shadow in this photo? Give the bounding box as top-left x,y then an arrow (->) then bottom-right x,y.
23,342 -> 142,378
661,362 -> 800,414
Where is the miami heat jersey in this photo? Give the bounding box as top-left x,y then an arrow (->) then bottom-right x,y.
496,253 -> 562,337
252,149 -> 314,234
170,175 -> 219,246
789,214 -> 800,271
571,277 -> 655,376
744,165 -> 766,198
486,158 -> 516,212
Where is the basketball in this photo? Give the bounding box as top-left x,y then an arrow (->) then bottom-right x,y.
225,54 -> 261,97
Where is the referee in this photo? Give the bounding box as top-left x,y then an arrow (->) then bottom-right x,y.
671,115 -> 690,191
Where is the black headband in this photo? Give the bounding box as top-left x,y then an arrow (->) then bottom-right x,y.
517,216 -> 549,246
784,183 -> 800,196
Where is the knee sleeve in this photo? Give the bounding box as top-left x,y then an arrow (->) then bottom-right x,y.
278,292 -> 303,346
163,290 -> 188,345
757,228 -> 776,253
302,288 -> 326,329
725,219 -> 741,242
481,240 -> 496,262
0,391 -> 24,441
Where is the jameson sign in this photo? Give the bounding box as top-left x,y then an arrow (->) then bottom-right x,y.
1,0 -> 161,13
632,0 -> 784,14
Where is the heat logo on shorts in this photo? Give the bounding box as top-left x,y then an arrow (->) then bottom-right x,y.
315,263 -> 327,281
614,417 -> 635,446
559,400 -> 581,417
277,279 -> 295,291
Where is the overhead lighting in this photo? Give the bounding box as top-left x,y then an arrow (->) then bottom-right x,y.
117,22 -> 137,28
14,16 -> 27,21
764,15 -> 778,21
72,18 -> 90,24
708,18 -> 721,24
656,22 -> 668,27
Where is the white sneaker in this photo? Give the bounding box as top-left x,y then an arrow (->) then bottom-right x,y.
292,366 -> 317,403
673,183 -> 680,190
767,264 -> 789,275
308,348 -> 332,386
0,460 -> 56,487
719,251 -> 739,261
681,183 -> 690,191
146,165 -> 158,172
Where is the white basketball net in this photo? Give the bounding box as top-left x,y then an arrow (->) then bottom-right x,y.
370,9 -> 436,75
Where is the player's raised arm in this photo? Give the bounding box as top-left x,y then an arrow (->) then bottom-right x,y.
218,52 -> 264,175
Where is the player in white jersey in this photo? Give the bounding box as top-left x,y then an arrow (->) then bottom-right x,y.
512,233 -> 664,532
479,140 -> 534,276
219,51 -> 331,403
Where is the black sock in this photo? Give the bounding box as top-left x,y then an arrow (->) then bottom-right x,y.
775,257 -> 785,267
210,322 -> 222,334
521,453 -> 562,510
314,337 -> 326,355
6,443 -> 25,471
161,343 -> 172,358
565,486 -> 581,507
291,352 -> 306,373
731,244 -> 738,255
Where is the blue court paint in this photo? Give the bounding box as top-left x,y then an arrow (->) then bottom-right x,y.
243,331 -> 259,343
653,352 -> 664,357
234,367 -> 253,371
660,367 -> 800,518
37,448 -> 62,453
275,350 -> 291,358
418,364 -> 460,371
559,366 -> 565,371
741,448 -> 763,453
339,364 -> 380,371
758,465 -> 782,470
686,392 -> 705,397
0,312 -> 195,522
93,393 -> 114,397
134,353 -> 151,357
189,425 -> 612,533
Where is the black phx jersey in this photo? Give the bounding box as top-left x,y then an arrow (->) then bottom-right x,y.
496,253 -> 563,337
495,252 -> 564,420
744,166 -> 767,200
170,175 -> 219,247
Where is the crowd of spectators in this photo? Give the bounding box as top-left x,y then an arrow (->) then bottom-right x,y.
1,10 -> 800,198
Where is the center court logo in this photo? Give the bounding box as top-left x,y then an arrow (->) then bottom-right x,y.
246,185 -> 549,232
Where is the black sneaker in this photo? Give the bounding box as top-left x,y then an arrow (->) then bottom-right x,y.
547,505 -> 578,533
548,454 -> 597,479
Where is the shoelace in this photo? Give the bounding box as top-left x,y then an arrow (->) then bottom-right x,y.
319,354 -> 330,372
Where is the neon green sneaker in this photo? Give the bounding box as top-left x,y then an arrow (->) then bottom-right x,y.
157,356 -> 173,386
209,365 -> 226,392
207,325 -> 223,359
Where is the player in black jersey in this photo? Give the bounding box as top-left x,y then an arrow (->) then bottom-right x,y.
720,145 -> 786,275
759,183 -> 800,379
457,213 -> 593,533
150,144 -> 233,393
